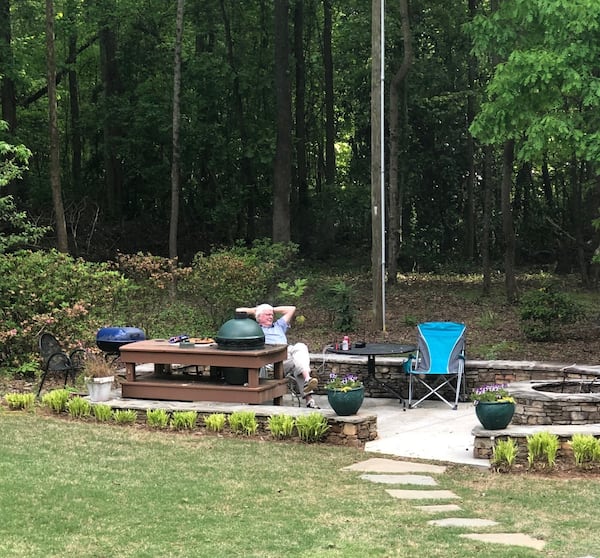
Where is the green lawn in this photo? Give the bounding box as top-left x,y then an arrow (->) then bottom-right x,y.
0,411 -> 598,557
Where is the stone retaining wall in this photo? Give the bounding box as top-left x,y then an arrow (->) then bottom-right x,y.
309,353 -> 600,399
107,397 -> 378,449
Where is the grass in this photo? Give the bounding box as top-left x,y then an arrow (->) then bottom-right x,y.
0,412 -> 599,557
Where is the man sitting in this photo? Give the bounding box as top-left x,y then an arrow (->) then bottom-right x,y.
236,304 -> 319,408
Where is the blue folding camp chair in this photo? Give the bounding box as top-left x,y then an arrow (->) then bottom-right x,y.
404,322 -> 466,410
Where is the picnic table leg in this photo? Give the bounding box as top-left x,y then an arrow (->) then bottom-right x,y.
125,362 -> 136,382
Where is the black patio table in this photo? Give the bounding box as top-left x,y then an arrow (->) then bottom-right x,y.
326,342 -> 416,408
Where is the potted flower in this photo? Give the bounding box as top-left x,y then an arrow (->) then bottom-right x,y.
470,384 -> 516,430
325,373 -> 365,416
82,353 -> 115,402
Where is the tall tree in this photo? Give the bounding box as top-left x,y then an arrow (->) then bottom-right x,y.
98,1 -> 123,218
65,0 -> 82,197
46,0 -> 68,252
293,0 -> 309,246
387,0 -> 412,284
371,0 -> 383,329
169,0 -> 184,261
323,0 -> 335,188
273,0 -> 292,242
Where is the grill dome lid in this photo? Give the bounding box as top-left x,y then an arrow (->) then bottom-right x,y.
215,312 -> 265,350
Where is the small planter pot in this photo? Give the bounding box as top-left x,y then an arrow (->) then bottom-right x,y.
327,386 -> 365,416
475,401 -> 515,430
85,376 -> 114,402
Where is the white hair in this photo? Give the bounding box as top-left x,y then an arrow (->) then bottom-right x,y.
255,304 -> 273,319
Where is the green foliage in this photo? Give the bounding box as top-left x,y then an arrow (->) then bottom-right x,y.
182,240 -> 299,327
0,196 -> 49,254
3,392 -> 35,410
527,431 -> 560,468
277,279 -> 308,300
41,389 -> 71,413
519,286 -> 583,341
0,250 -> 130,372
204,413 -> 226,432
314,280 -> 356,332
476,341 -> 518,360
170,410 -> 198,430
570,434 -> 600,467
491,437 -> 518,471
477,309 -> 498,329
112,409 -> 137,424
67,396 -> 91,419
146,408 -> 170,429
403,315 -> 418,327
92,404 -> 113,422
294,412 -> 330,443
228,410 -> 258,435
267,414 -> 296,439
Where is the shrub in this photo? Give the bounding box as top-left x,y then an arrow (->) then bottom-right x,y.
0,249 -> 130,373
519,286 -> 583,341
181,240 -> 298,326
267,414 -> 296,439
146,408 -> 170,429
67,396 -> 91,419
314,280 -> 356,332
527,431 -> 560,468
228,411 -> 258,435
112,409 -> 137,424
93,404 -> 113,422
41,389 -> 71,413
3,392 -> 35,410
295,412 -> 330,443
204,413 -> 226,432
170,410 -> 197,430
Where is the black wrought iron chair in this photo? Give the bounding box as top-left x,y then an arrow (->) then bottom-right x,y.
37,333 -> 87,396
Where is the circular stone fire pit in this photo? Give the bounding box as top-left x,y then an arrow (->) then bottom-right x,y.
510,380 -> 600,425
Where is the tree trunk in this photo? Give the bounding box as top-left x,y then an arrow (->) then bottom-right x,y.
464,0 -> 477,261
272,0 -> 292,243
294,0 -> 309,247
323,0 -> 335,188
169,0 -> 184,261
371,0 -> 384,329
220,0 -> 257,242
481,146 -> 493,295
502,139 -> 517,302
98,5 -> 123,219
387,0 -> 412,285
46,0 -> 68,253
66,0 -> 81,200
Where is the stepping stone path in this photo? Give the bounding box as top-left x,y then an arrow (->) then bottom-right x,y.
343,457 -> 547,552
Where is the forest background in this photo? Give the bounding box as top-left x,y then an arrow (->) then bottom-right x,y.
1,0 -> 600,376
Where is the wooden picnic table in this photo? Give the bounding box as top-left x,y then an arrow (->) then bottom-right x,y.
118,339 -> 289,404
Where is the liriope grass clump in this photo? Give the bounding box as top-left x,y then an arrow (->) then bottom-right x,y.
112,409 -> 137,424
228,411 -> 258,435
204,413 -> 226,432
170,410 -> 197,430
295,412 -> 329,443
41,389 -> 71,413
146,408 -> 170,429
491,437 -> 518,471
527,431 -> 560,468
4,393 -> 35,410
92,404 -> 112,422
268,414 -> 296,439
67,396 -> 91,419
